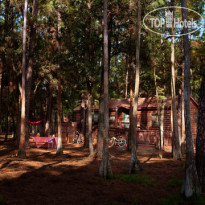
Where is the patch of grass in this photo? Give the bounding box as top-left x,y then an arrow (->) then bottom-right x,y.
160,193 -> 205,205
102,181 -> 109,186
0,194 -> 4,204
116,174 -> 155,187
167,177 -> 183,187
180,163 -> 185,169
111,201 -> 118,205
106,173 -> 116,180
132,197 -> 138,205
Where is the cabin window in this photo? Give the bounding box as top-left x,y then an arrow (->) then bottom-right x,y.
123,113 -> 130,128
109,113 -> 115,122
93,113 -> 99,124
151,114 -> 159,127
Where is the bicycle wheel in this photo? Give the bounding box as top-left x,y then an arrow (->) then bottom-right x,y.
108,138 -> 115,148
118,139 -> 126,148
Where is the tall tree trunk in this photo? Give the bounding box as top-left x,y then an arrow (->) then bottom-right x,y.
0,0 -> 9,133
16,84 -> 22,146
180,1 -> 201,197
125,54 -> 129,99
129,0 -> 141,174
171,4 -> 182,160
181,43 -> 186,154
97,67 -> 104,158
45,86 -> 52,137
128,53 -> 133,151
18,0 -> 28,157
0,67 -> 2,133
196,69 -> 205,192
154,65 -> 164,156
25,0 -> 38,141
84,98 -> 89,148
5,86 -> 9,142
159,102 -> 164,151
87,93 -> 93,155
81,96 -> 86,144
99,0 -> 112,178
56,7 -> 63,155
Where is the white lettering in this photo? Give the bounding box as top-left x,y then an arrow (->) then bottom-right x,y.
150,18 -> 156,27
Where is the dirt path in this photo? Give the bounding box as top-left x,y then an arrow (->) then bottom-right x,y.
0,142 -> 199,205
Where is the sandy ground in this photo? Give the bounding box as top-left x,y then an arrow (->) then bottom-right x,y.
0,140 -> 203,205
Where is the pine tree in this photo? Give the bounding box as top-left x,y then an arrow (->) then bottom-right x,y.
99,0 -> 112,178
18,0 -> 28,157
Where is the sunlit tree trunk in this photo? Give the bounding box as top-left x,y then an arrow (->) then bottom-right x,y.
87,93 -> 93,155
99,0 -> 112,177
154,65 -> 164,157
56,7 -> 63,155
181,45 -> 186,154
16,94 -> 21,146
159,103 -> 164,151
25,0 -> 38,141
171,3 -> 182,160
129,0 -> 141,174
84,98 -> 89,148
18,0 -> 28,157
196,69 -> 205,192
180,0 -> 201,197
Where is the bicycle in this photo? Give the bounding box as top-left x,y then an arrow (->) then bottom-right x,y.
73,131 -> 83,144
108,136 -> 127,148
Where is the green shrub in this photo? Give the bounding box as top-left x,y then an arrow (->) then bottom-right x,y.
167,178 -> 183,187
160,193 -> 205,205
116,174 -> 155,187
0,195 -> 4,204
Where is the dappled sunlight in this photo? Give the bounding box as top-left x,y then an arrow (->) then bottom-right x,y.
0,142 -> 187,204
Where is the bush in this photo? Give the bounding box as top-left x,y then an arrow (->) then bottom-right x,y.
167,177 -> 183,187
116,174 -> 155,187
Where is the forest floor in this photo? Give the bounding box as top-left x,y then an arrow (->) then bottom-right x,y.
0,139 -> 204,205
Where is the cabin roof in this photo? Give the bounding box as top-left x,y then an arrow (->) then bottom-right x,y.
73,96 -> 197,112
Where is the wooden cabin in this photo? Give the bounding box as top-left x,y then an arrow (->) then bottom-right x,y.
73,97 -> 198,146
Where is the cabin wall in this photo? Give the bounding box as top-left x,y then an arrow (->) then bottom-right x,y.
73,99 -> 198,146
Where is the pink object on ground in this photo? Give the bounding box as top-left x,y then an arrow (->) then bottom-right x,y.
32,137 -> 58,148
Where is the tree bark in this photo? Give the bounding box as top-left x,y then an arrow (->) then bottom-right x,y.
5,86 -> 9,142
56,7 -> 63,155
81,96 -> 86,145
18,0 -> 28,157
0,0 -> 9,133
129,0 -> 141,174
45,86 -> 52,137
181,43 -> 186,154
97,67 -> 104,158
99,0 -> 112,178
180,0 -> 201,197
87,93 -> 94,155
128,58 -> 133,151
25,0 -> 38,141
0,68 -> 3,133
171,4 -> 182,160
154,65 -> 164,156
125,54 -> 129,99
196,68 -> 205,192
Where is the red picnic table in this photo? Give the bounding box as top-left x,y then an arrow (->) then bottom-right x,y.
32,137 -> 58,148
